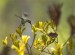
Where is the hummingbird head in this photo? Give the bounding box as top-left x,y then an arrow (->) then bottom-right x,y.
24,12 -> 28,17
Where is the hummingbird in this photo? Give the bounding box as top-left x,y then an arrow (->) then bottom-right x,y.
15,12 -> 31,26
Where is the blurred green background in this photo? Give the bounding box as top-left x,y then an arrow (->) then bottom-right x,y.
0,0 -> 75,55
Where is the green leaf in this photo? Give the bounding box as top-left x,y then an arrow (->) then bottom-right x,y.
10,33 -> 17,41
22,27 -> 26,33
13,40 -> 20,48
41,35 -> 47,45
16,24 -> 22,37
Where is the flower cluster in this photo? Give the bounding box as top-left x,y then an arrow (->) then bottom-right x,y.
31,21 -> 58,51
2,20 -> 59,55
2,24 -> 30,55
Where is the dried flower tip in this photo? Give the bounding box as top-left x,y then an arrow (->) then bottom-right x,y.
48,32 -> 58,38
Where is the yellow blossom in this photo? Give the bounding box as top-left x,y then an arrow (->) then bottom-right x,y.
51,43 -> 63,55
32,25 -> 36,32
11,45 -> 19,52
19,43 -> 25,55
34,39 -> 39,49
11,35 -> 30,55
2,37 -> 8,45
39,21 -> 43,27
22,35 -> 30,44
32,21 -> 43,33
34,38 -> 45,50
35,28 -> 43,31
11,43 -> 25,55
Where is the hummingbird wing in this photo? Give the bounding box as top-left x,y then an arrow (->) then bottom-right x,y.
15,15 -> 25,26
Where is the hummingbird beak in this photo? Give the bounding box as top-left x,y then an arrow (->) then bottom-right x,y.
15,15 -> 24,20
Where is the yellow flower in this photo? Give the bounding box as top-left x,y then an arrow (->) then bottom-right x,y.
55,43 -> 63,55
51,43 -> 63,55
2,37 -> 8,45
32,21 -> 44,33
11,43 -> 25,55
34,39 -> 39,49
39,21 -> 43,27
51,47 -> 56,52
34,38 -> 45,50
11,35 -> 30,55
22,35 -> 30,44
32,25 -> 36,32
11,45 -> 19,52
35,28 -> 43,31
19,43 -> 25,55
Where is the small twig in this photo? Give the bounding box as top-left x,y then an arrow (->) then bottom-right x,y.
39,50 -> 51,55
43,50 -> 51,54
63,37 -> 71,46
47,49 -> 51,54
42,44 -> 50,51
26,44 -> 30,55
28,43 -> 31,48
37,44 -> 50,55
